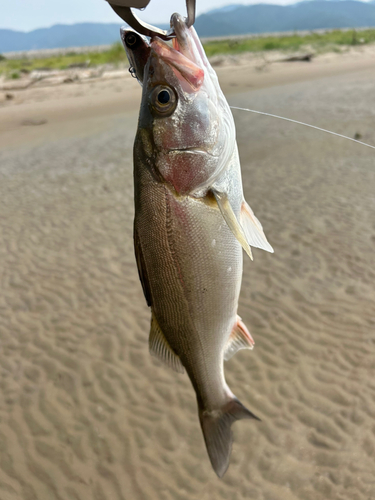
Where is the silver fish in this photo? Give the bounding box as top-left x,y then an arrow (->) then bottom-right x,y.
132,13 -> 273,477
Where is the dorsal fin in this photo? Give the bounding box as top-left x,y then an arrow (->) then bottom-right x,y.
149,313 -> 185,374
224,316 -> 254,361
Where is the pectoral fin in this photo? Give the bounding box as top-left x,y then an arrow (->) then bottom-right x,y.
149,313 -> 185,374
241,201 -> 274,253
224,316 -> 254,361
213,190 -> 253,260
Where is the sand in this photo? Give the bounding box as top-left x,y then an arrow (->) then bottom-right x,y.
0,47 -> 374,500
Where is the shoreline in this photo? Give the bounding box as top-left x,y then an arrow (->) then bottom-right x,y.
1,44 -> 375,151
3,26 -> 375,59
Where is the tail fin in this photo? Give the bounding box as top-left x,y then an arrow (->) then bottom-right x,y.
199,397 -> 260,478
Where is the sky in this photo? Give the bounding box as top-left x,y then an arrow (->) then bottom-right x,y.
1,0 -> 308,32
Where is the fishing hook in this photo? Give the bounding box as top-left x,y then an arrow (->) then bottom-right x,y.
106,0 -> 196,40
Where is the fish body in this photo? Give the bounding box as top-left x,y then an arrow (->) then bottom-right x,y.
129,14 -> 273,477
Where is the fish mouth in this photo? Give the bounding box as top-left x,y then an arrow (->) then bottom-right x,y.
150,14 -> 204,90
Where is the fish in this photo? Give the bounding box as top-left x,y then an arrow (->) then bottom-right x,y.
125,13 -> 273,478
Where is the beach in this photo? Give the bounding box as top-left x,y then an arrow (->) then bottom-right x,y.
0,47 -> 374,499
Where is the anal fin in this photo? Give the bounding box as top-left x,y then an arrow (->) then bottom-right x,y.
213,190 -> 253,260
224,316 -> 254,361
241,200 -> 274,253
149,313 -> 185,374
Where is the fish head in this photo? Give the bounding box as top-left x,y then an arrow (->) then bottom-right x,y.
121,27 -> 150,85
136,13 -> 235,196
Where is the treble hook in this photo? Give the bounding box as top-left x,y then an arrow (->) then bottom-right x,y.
106,0 -> 196,40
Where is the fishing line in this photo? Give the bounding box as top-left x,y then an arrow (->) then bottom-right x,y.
230,106 -> 375,151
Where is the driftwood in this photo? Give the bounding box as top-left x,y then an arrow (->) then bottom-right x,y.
281,53 -> 314,62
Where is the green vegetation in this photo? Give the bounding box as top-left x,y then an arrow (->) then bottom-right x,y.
202,28 -> 375,57
0,42 -> 127,77
1,29 -> 375,78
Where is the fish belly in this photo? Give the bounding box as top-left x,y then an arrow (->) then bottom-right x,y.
135,173 -> 242,409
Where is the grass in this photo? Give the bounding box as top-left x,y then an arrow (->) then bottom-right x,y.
0,42 -> 127,77
202,28 -> 375,57
1,29 -> 375,78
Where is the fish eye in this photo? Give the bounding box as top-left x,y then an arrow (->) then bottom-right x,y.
149,85 -> 177,117
125,32 -> 138,48
157,90 -> 170,104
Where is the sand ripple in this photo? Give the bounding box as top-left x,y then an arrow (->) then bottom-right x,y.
0,67 -> 374,499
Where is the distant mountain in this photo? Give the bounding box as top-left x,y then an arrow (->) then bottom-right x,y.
2,1 -> 375,53
194,1 -> 375,37
207,4 -> 244,15
0,23 -> 123,53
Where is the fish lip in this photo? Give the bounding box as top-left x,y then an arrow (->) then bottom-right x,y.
170,13 -> 189,48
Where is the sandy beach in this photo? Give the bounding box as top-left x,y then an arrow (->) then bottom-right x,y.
0,46 -> 374,500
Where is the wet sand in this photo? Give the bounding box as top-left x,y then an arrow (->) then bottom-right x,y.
0,51 -> 374,500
